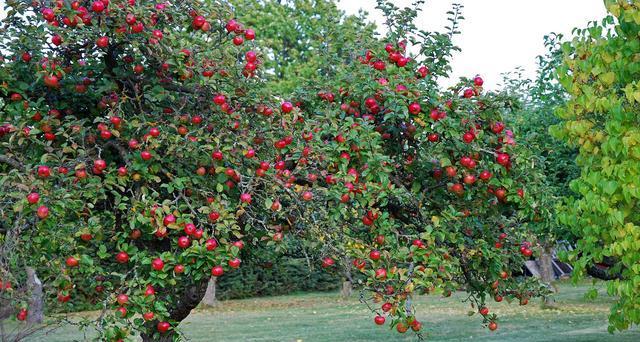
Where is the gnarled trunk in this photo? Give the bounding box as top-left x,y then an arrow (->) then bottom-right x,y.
141,280 -> 209,342
26,267 -> 44,324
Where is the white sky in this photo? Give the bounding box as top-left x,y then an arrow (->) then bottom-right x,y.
338,0 -> 608,90
0,1 -> 607,89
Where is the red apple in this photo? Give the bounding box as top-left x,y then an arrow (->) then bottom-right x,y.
36,205 -> 49,219
474,75 -> 484,86
184,223 -> 197,235
281,101 -> 294,113
211,265 -> 224,277
115,251 -> 129,263
151,258 -> 164,271
244,29 -> 255,40
321,257 -> 335,268
375,268 -> 387,280
163,214 -> 176,226
144,285 -> 155,297
496,153 -> 510,166
157,321 -> 170,333
16,309 -> 27,321
65,257 -> 79,267
205,239 -> 218,251
240,193 -> 252,204
140,151 -> 152,160
408,102 -> 421,115
96,36 -> 109,48
149,127 -> 160,137
116,307 -> 127,318
211,151 -> 223,160
228,258 -> 241,269
38,165 -> 51,178
27,192 -> 40,204
301,191 -> 313,201
177,236 -> 191,249
116,294 -> 129,305
91,1 -> 105,13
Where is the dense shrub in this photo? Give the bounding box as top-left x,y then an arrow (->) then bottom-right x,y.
217,258 -> 341,300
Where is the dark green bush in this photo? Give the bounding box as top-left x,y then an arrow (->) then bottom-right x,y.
217,258 -> 342,300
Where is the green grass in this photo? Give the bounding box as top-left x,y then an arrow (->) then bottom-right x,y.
24,280 -> 640,341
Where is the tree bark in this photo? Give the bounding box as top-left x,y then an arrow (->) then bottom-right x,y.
141,280 -> 209,341
539,245 -> 557,292
0,155 -> 24,171
341,257 -> 353,298
341,280 -> 352,298
200,277 -> 218,307
538,244 -> 558,307
26,267 -> 44,324
142,333 -> 174,342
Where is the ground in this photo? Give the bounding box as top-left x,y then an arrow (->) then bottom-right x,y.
24,280 -> 640,341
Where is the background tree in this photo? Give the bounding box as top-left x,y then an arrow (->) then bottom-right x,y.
499,33 -> 579,291
232,0 -> 376,95
275,0 -> 550,335
551,0 -> 640,332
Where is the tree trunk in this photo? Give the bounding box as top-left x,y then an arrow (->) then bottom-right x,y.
539,246 -> 555,287
538,244 -> 558,307
26,267 -> 44,324
341,280 -> 352,298
341,257 -> 353,298
141,279 -> 209,341
141,332 -> 174,342
200,277 -> 217,307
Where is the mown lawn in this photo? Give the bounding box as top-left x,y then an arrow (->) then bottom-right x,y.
25,280 -> 640,341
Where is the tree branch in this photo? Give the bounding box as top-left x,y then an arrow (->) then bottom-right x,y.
103,141 -> 130,164
0,155 -> 24,171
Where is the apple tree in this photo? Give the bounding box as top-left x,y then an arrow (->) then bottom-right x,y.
0,0 -> 308,340
215,0 -> 380,298
1,0 -> 549,341
272,0 -> 551,336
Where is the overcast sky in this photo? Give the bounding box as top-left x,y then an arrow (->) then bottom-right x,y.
338,0 -> 607,89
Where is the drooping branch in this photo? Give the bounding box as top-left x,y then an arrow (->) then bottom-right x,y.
103,140 -> 130,164
169,280 -> 209,322
0,155 -> 24,171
